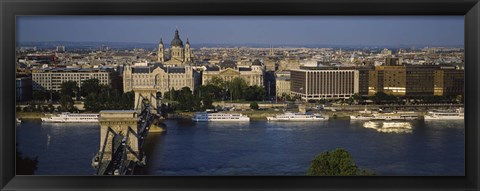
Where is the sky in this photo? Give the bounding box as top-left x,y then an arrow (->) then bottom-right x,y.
16,16 -> 464,47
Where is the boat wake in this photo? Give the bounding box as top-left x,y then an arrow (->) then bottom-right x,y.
362,121 -> 413,133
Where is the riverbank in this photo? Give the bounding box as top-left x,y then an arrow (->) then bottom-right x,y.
17,110 -> 429,121
16,112 -> 52,119
168,110 -> 285,121
166,110 -> 430,121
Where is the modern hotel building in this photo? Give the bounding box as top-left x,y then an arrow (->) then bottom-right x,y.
290,68 -> 359,101
32,67 -> 115,91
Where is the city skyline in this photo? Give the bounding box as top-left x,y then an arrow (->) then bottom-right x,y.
17,16 -> 464,47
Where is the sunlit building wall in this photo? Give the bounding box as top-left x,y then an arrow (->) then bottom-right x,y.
290,69 -> 359,100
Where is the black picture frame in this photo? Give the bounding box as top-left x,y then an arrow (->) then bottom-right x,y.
1,0 -> 479,190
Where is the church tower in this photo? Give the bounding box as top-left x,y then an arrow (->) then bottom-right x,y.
157,38 -> 165,63
170,29 -> 185,63
184,38 -> 193,62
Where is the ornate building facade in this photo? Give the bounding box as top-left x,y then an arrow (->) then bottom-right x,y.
124,29 -> 200,96
123,63 -> 198,95
202,60 -> 264,87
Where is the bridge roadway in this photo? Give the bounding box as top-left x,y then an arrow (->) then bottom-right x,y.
92,101 -> 158,175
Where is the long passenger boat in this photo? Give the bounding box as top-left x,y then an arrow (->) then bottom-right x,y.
424,108 -> 464,120
267,112 -> 328,121
192,112 -> 250,122
41,112 -> 99,123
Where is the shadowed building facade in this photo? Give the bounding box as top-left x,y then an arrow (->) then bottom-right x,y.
368,65 -> 464,97
434,67 -> 464,97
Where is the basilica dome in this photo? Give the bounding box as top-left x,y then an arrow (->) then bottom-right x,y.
171,29 -> 184,47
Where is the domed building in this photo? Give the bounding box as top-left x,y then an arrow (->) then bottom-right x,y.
158,29 -> 193,66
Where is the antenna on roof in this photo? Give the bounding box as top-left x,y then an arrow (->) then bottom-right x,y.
54,50 -> 57,68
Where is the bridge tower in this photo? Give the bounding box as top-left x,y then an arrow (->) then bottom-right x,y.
94,87 -> 164,175
133,88 -> 158,113
98,110 -> 140,162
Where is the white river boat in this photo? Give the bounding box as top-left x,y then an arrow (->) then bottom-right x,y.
41,112 -> 99,123
192,112 -> 250,122
424,108 -> 464,120
267,112 -> 329,121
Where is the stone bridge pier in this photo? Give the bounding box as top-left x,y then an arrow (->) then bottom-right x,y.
98,110 -> 140,161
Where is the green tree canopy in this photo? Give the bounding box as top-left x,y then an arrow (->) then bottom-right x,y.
32,90 -> 49,102
250,102 -> 259,110
370,92 -> 399,105
227,77 -> 248,101
307,148 -> 375,176
207,76 -> 226,87
81,78 -> 101,97
245,85 -> 266,101
60,81 -> 79,98
16,149 -> 38,175
59,94 -> 75,112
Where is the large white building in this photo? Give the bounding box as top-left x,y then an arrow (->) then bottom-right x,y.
290,68 -> 359,100
32,67 -> 114,91
123,63 -> 199,95
202,60 -> 264,87
124,29 -> 200,95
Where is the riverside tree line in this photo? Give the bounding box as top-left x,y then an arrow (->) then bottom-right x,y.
162,76 -> 266,112
23,76 -> 267,113
22,79 -> 134,113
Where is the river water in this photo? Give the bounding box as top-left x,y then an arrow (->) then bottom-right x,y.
16,119 -> 464,176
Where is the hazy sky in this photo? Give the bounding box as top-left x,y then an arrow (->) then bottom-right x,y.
16,16 -> 464,46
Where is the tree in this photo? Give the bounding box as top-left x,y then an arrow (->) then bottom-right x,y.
80,79 -> 100,97
60,81 -> 79,100
195,86 -> 214,110
207,76 -> 226,87
32,90 -> 48,102
59,95 -> 74,112
371,92 -> 398,105
84,92 -> 100,112
16,149 -> 38,175
351,93 -> 363,104
227,77 -> 248,101
307,148 -> 375,176
47,104 -> 55,112
245,85 -> 266,101
250,102 -> 259,110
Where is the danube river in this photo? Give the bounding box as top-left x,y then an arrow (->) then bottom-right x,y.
16,119 -> 464,176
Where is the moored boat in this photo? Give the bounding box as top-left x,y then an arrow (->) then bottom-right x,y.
424,108 -> 464,120
371,112 -> 419,121
192,112 -> 250,122
267,112 -> 328,121
350,115 -> 374,120
41,112 -> 99,123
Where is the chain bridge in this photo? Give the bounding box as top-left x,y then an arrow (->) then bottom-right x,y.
92,88 -> 163,175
